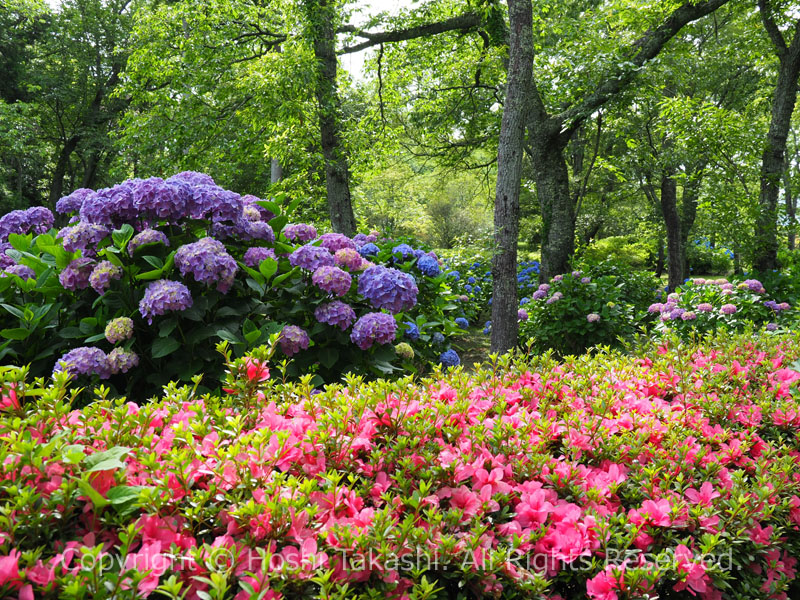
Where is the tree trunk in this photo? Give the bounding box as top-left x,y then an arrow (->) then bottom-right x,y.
753,4 -> 800,272
680,165 -> 704,277
270,158 -> 283,184
48,135 -> 80,207
490,0 -> 533,354
308,0 -> 356,236
785,161 -> 796,251
656,237 -> 665,277
530,128 -> 573,280
660,174 -> 684,291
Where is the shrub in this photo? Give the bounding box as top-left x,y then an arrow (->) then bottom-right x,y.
650,277 -> 794,339
580,235 -> 654,270
687,240 -> 733,275
1,333 -> 800,599
518,270 -> 637,355
576,257 -> 661,313
0,173 -> 463,399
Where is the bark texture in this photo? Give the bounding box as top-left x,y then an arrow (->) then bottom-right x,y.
491,0 -> 533,353
753,0 -> 800,272
660,174 -> 684,291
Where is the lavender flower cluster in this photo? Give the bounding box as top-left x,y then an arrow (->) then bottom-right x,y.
2,264 -> 35,280
314,301 -> 356,330
289,245 -> 335,271
89,261 -> 122,295
105,317 -> 134,344
350,312 -> 397,350
312,265 -> 352,297
175,237 -> 238,293
58,258 -> 95,291
0,207 -> 54,242
57,222 -> 110,253
53,346 -> 139,379
357,266 -> 418,313
243,247 -> 277,267
128,229 -> 170,255
139,279 -> 193,324
280,325 -> 310,356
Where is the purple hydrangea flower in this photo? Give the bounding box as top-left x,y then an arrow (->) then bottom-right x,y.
518,309 -> 529,321
80,181 -> 138,225
417,255 -> 440,277
280,325 -> 310,356
212,218 -> 274,243
89,260 -> 122,295
669,308 -> 686,320
314,301 -> 356,330
681,311 -> 697,321
284,224 -> 318,243
188,184 -> 242,222
318,233 -> 356,253
766,323 -> 778,331
357,265 -> 419,314
243,247 -> 277,267
241,194 -> 274,221
741,279 -> 764,293
350,312 -> 397,350
439,349 -> 460,367
2,264 -> 35,280
132,177 -> 189,221
764,300 -> 779,312
391,244 -> 415,262
312,265 -> 352,297
546,292 -> 563,304
0,207 -> 54,241
358,243 -> 380,257
720,303 -> 737,315
697,303 -> 713,312
334,248 -> 363,271
128,228 -> 170,255
53,347 -> 111,379
289,244 -> 336,271
139,279 -> 193,324
175,237 -> 238,293
56,188 -> 97,214
0,243 -> 14,269
105,317 -> 134,344
648,303 -> 664,313
587,313 -> 600,323
57,222 -> 110,253
166,171 -> 216,187
571,270 -> 582,278
779,302 -> 790,311
352,233 -> 373,247
553,275 -> 563,281
532,290 -> 547,300
107,348 -> 139,374
59,257 -> 96,291
580,277 -> 591,284
538,283 -> 550,292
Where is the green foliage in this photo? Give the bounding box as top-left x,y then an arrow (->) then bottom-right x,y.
580,236 -> 654,270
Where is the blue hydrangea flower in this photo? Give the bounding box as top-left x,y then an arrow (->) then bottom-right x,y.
447,271 -> 460,281
417,255 -> 440,277
439,349 -> 460,367
357,265 -> 418,314
53,346 -> 111,379
483,321 -> 492,335
520,297 -> 530,305
467,276 -> 476,284
455,317 -> 469,329
391,244 -> 414,261
350,312 -> 397,350
403,321 -> 420,341
358,243 -> 380,257
432,332 -> 445,345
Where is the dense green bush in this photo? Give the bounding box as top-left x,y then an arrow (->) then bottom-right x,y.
580,235 -> 654,269
687,240 -> 732,275
0,174 -> 464,399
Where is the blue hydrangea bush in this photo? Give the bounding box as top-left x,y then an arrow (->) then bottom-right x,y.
0,173 -> 463,398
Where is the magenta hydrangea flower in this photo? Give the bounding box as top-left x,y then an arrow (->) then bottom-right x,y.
314,301 -> 356,330
175,237 -> 238,293
546,292 -> 563,304
243,247 -> 277,267
59,257 -> 96,291
319,233 -> 356,253
280,325 -> 310,356
128,229 -> 170,255
681,311 -> 697,321
312,265 -> 352,297
284,224 -> 317,243
350,312 -> 397,350
2,264 -> 35,280
334,248 -> 363,271
357,265 -> 418,314
53,347 -> 111,379
89,261 -> 122,295
105,317 -> 134,344
720,303 -> 737,315
289,244 -> 335,271
107,348 -> 139,374
139,279 -> 193,324
648,303 -> 663,314
587,313 -> 600,323
697,303 -> 713,312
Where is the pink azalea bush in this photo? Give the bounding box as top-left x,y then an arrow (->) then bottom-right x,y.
1,333 -> 800,599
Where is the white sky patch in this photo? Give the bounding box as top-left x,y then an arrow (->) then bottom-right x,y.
341,0 -> 413,80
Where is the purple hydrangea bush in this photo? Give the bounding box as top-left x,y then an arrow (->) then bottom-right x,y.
0,174 -> 464,396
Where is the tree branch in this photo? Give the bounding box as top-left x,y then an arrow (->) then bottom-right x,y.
555,0 -> 731,136
338,13 -> 481,54
758,0 -> 787,54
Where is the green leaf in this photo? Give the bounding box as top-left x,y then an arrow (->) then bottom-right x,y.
83,446 -> 131,472
319,347 -> 339,369
112,224 -> 135,249
0,328 -> 30,340
259,258 -> 278,280
107,485 -> 145,516
142,255 -> 164,270
159,318 -> 178,338
62,444 -> 87,464
75,478 -> 110,509
151,337 -> 180,358
273,267 -> 298,286
0,304 -> 25,319
135,269 -> 162,281
256,200 -> 281,215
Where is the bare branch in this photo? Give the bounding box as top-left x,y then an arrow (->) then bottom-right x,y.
338,13 -> 481,54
